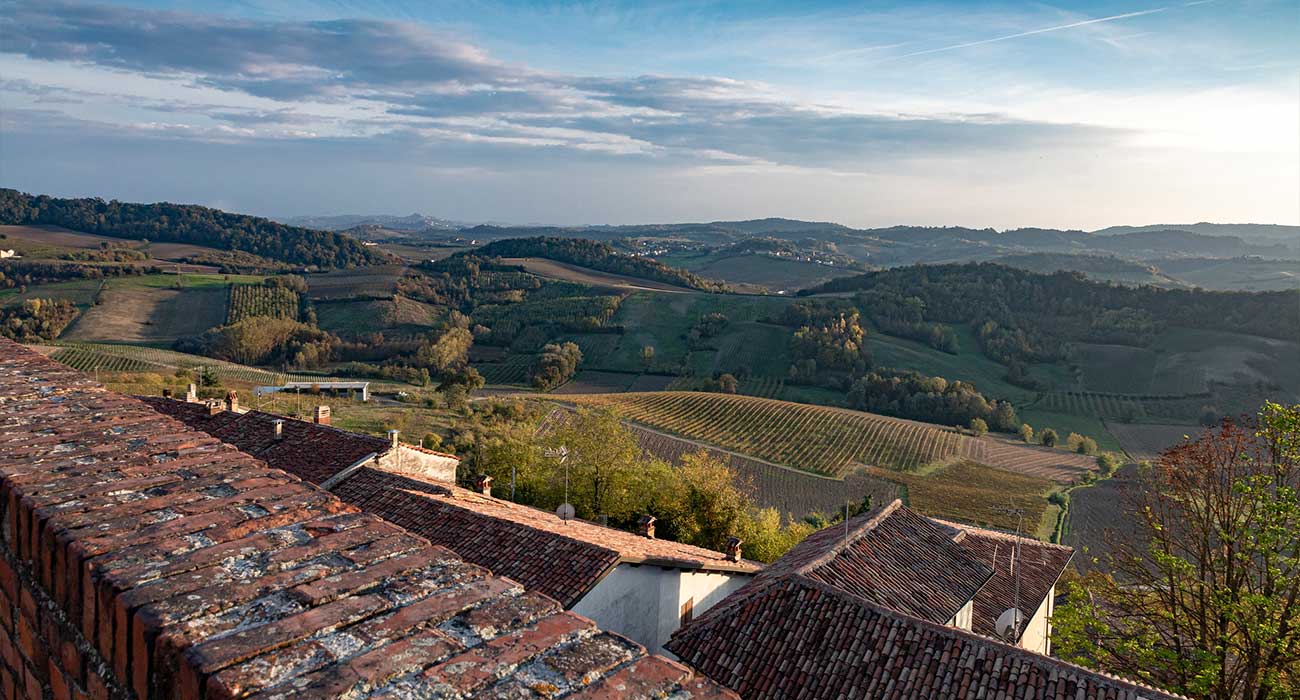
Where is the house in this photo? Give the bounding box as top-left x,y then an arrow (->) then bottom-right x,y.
932,517 -> 1074,654
0,339 -> 736,699
0,249 -> 17,259
666,499 -> 1181,700
139,393 -> 758,656
138,393 -> 459,484
255,379 -> 371,401
327,468 -> 760,655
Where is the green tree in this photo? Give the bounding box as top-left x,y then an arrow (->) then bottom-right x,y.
1040,428 -> 1059,447
969,417 -> 989,436
542,408 -> 645,521
1053,403 -> 1300,700
1018,423 -> 1035,443
531,342 -> 583,390
742,508 -> 817,563
717,373 -> 739,394
1095,452 -> 1123,477
653,451 -> 754,551
417,327 -> 473,374
640,345 -> 656,370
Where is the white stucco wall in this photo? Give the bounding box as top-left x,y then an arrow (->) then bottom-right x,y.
570,563 -> 751,656
375,446 -> 458,483
946,599 -> 974,631
1020,586 -> 1054,655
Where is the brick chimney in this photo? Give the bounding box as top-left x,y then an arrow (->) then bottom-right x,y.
205,400 -> 222,416
272,419 -> 285,441
474,474 -> 493,497
637,515 -> 656,539
725,536 -> 743,563
186,383 -> 198,402
224,391 -> 238,413
387,429 -> 400,450
162,388 -> 172,399
313,405 -> 331,426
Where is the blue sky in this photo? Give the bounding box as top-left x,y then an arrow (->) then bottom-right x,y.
1,0 -> 1296,228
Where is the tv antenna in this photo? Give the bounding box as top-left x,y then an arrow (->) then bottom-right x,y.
544,445 -> 571,523
996,509 -> 1026,642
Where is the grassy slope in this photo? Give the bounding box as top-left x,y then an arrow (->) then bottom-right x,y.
663,252 -> 851,292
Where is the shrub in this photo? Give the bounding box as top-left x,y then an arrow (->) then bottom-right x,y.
1040,428 -> 1059,447
969,418 -> 989,436
1018,423 -> 1034,443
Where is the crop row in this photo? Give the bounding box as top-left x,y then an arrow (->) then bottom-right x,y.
477,362 -> 531,385
46,342 -> 361,388
1038,391 -> 1203,421
565,392 -> 979,477
227,285 -> 299,324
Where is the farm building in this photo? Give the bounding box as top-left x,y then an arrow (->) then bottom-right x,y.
329,468 -> 760,656
256,379 -> 371,401
667,499 -> 1178,700
137,393 -> 459,484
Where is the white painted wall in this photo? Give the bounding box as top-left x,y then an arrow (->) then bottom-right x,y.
375,446 -> 458,483
1021,586 -> 1054,655
570,563 -> 751,656
946,599 -> 974,631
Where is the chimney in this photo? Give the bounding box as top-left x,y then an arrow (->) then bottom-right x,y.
725,536 -> 743,563
224,391 -> 238,413
637,515 -> 656,539
162,388 -> 173,399
387,429 -> 400,450
186,383 -> 198,402
205,400 -> 222,416
272,419 -> 285,441
313,405 -> 331,426
474,474 -> 493,497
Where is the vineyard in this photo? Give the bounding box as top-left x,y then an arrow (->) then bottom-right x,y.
629,423 -> 900,520
45,343 -> 363,387
226,284 -> 299,323
476,362 -> 531,386
562,392 -> 983,477
1033,391 -> 1209,422
867,461 -> 1058,535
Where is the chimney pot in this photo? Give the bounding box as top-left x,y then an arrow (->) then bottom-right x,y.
725,536 -> 743,562
637,515 -> 657,539
273,419 -> 285,440
387,429 -> 400,449
314,405 -> 331,426
225,390 -> 239,413
474,474 -> 493,496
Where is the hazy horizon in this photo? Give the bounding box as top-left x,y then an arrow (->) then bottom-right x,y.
2,0 -> 1297,230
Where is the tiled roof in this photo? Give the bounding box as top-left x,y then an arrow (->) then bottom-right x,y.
137,396 -> 391,484
931,518 -> 1075,640
666,574 -> 1183,700
770,500 -> 992,624
330,468 -> 761,608
666,500 -> 1181,700
0,339 -> 736,699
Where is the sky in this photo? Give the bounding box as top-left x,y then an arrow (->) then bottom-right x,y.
0,0 -> 1296,229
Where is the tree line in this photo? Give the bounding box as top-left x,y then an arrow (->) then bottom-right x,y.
0,189 -> 386,270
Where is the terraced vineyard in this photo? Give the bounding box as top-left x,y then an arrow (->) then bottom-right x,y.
965,438 -> 1096,482
1034,391 -> 1209,422
226,284 -> 299,323
564,392 -> 983,477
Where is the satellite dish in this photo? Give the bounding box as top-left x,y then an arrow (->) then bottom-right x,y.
555,503 -> 575,521
995,608 -> 1025,641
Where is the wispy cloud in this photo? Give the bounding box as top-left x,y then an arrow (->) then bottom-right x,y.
877,7 -> 1169,62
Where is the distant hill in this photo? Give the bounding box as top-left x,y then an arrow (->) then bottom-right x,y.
0,190 -> 386,269
993,252 -> 1185,287
281,213 -> 468,231
467,237 -> 730,292
1093,222 -> 1300,246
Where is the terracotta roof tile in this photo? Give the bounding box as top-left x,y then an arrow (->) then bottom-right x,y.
0,339 -> 736,699
765,499 -> 992,624
930,518 -> 1075,639
137,396 -> 391,484
666,501 -> 1183,700
330,468 -> 760,608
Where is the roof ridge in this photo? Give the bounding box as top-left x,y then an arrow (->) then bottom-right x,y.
929,516 -> 1075,551
785,573 -> 1189,699
792,498 -> 903,576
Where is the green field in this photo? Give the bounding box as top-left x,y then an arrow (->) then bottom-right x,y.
315,296 -> 441,335
1014,407 -> 1122,452
661,252 -> 853,293
868,324 -> 1049,403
